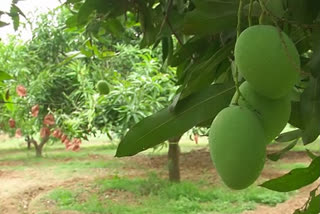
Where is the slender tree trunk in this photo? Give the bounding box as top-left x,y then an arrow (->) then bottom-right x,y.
35,144 -> 43,157
25,136 -> 32,150
168,135 -> 182,182
30,136 -> 49,157
27,141 -> 31,150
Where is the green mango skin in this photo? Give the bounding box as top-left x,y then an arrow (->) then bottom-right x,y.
235,25 -> 300,99
209,106 -> 266,190
232,82 -> 291,142
96,80 -> 110,95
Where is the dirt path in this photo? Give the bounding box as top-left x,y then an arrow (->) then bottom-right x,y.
0,168 -> 72,214
0,148 -> 318,214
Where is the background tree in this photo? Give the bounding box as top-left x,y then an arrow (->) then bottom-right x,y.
0,6 -> 177,159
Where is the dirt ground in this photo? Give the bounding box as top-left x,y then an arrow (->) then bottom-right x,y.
0,147 -> 319,214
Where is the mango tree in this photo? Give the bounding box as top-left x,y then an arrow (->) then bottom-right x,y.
0,9 -> 91,157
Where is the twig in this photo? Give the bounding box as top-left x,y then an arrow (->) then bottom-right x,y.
159,0 -> 173,35
237,0 -> 243,38
248,0 -> 253,26
233,0 -> 244,105
167,19 -> 184,46
159,0 -> 184,47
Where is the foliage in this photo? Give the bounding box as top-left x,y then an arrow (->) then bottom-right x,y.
92,44 -> 177,139
0,6 -> 176,155
58,0 -> 320,211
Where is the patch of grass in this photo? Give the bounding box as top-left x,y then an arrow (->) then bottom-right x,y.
48,189 -> 76,207
72,195 -> 107,213
98,173 -> 166,195
48,174 -> 291,214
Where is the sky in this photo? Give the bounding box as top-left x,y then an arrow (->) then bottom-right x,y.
0,0 -> 63,41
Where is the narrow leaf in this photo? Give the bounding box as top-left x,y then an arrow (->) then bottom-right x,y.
275,129 -> 302,142
0,21 -> 9,28
183,8 -> 237,35
267,139 -> 298,161
116,83 -> 235,157
260,156 -> 320,192
301,76 -> 320,144
289,101 -> 304,129
180,42 -> 234,99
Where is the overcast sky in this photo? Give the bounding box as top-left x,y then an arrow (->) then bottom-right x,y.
0,0 -> 63,41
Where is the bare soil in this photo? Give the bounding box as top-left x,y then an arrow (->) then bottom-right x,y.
0,146 -> 319,214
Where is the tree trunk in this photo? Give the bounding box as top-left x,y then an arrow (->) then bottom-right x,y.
25,136 -> 32,150
27,141 -> 31,150
30,136 -> 49,158
35,144 -> 43,157
168,136 -> 182,182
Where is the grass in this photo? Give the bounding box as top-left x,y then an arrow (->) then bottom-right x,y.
47,173 -> 291,214
0,134 -> 310,213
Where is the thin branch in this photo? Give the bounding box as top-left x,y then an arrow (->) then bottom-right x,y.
159,0 -> 173,35
248,0 -> 253,26
167,19 -> 184,47
233,0 -> 244,105
237,0 -> 243,38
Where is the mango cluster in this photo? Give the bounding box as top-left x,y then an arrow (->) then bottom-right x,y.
209,25 -> 300,190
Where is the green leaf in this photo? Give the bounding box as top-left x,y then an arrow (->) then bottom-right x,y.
267,139 -> 298,161
0,71 -> 13,81
301,76 -> 320,144
102,18 -> 125,37
289,101 -> 305,129
260,156 -> 320,192
138,1 -> 157,47
161,36 -> 173,63
10,4 -> 20,31
183,5 -> 238,35
2,91 -> 15,112
180,41 -> 234,98
65,14 -> 79,28
275,129 -> 302,142
0,21 -> 9,28
262,0 -> 285,18
169,36 -> 211,67
116,83 -> 235,157
77,0 -> 95,25
78,0 -> 129,25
